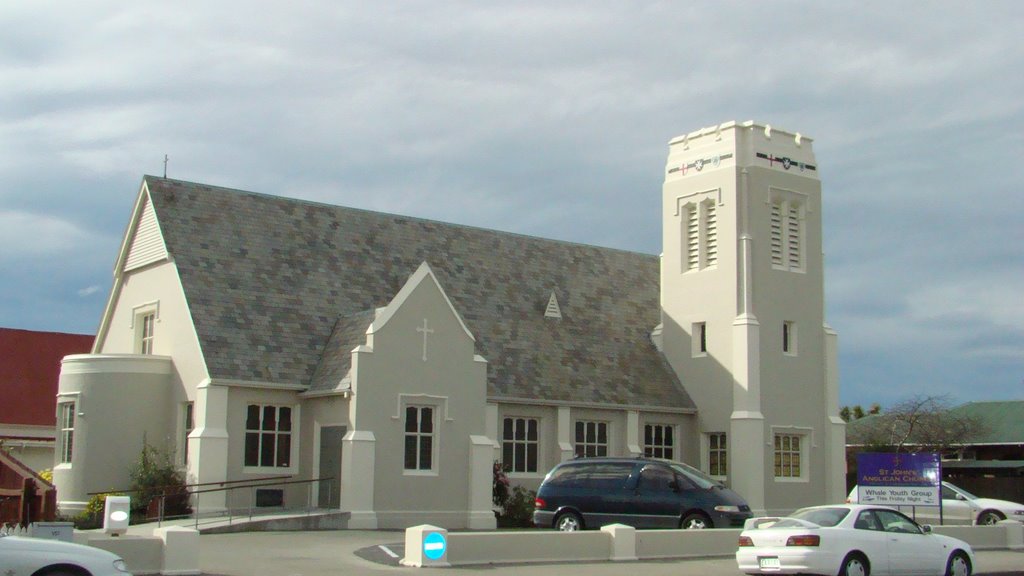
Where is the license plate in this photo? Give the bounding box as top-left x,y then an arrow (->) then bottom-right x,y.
759,557 -> 781,570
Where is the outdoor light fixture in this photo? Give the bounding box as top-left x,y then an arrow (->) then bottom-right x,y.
103,495 -> 131,536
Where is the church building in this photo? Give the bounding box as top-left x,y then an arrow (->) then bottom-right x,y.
53,121 -> 845,528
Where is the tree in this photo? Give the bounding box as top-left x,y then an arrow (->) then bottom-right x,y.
847,395 -> 985,455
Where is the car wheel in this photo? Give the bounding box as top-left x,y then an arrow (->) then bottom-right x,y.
946,551 -> 972,576
680,512 -> 712,530
554,511 -> 583,531
838,552 -> 869,576
977,510 -> 1004,525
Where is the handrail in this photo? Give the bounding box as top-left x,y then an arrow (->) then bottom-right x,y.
83,476 -> 337,529
87,475 -> 293,496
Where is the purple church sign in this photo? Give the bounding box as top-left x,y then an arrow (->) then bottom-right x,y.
856,453 -> 941,507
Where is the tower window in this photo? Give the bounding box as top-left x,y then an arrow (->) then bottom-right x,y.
692,322 -> 708,357
770,195 -> 804,272
682,197 -> 719,272
783,321 -> 798,355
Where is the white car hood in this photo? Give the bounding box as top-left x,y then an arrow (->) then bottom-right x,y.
1,534 -> 120,560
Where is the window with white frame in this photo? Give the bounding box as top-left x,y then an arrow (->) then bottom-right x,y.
682,197 -> 719,272
404,405 -> 435,471
58,402 -> 75,464
783,321 -> 798,355
643,424 -> 674,459
708,432 -> 727,477
244,404 -> 293,468
574,420 -> 608,457
137,311 -> 156,354
774,433 -> 804,479
769,193 -> 805,272
502,417 -> 539,473
182,402 -> 194,466
692,322 -> 708,357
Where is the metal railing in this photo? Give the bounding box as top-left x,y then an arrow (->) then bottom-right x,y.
88,475 -> 335,529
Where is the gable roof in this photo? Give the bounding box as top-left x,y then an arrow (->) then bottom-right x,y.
0,328 -> 94,428
142,176 -> 694,410
947,400 -> 1024,444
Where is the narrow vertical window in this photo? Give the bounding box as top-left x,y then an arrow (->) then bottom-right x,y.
643,424 -> 674,459
685,204 -> 699,271
138,312 -> 156,354
244,404 -> 293,468
574,421 -> 608,457
770,201 -> 784,266
692,322 -> 708,357
702,200 -> 718,268
59,402 -> 75,464
502,417 -> 539,473
183,402 -> 194,466
708,432 -> 727,477
770,194 -> 805,272
404,406 -> 434,471
783,321 -> 797,355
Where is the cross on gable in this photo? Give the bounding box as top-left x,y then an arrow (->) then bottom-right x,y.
416,318 -> 434,362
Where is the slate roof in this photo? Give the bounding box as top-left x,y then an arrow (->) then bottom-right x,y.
143,176 -> 694,410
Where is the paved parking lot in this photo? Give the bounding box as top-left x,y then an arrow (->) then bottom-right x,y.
198,530 -> 1024,576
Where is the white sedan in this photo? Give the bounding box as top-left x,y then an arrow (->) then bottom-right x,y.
736,504 -> 974,576
0,532 -> 133,576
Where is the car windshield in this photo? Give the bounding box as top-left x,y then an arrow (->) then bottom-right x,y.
668,461 -> 720,489
948,483 -> 978,499
772,507 -> 850,528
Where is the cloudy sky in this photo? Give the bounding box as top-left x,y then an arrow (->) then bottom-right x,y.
2,1 -> 1021,408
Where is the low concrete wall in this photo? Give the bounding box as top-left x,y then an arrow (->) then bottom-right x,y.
447,530 -> 610,565
934,521 -> 1024,551
86,536 -> 163,575
636,528 -> 741,559
406,522 -> 1024,567
75,527 -> 201,576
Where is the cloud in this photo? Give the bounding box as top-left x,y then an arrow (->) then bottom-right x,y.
1,0 -> 1023,405
0,210 -> 104,259
77,285 -> 102,298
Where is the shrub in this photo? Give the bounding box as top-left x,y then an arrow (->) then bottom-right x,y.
73,493 -> 125,529
497,485 -> 536,528
128,440 -> 192,520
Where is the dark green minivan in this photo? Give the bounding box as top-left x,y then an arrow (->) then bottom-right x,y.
532,457 -> 752,531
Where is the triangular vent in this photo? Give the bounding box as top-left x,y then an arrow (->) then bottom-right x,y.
545,292 -> 562,319
124,194 -> 168,271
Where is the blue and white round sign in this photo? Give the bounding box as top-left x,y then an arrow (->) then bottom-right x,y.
423,531 -> 447,560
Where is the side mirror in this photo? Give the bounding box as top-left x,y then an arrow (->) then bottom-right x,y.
921,525 -> 932,534
956,494 -> 966,501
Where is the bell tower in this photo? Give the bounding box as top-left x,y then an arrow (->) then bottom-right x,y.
659,121 -> 844,514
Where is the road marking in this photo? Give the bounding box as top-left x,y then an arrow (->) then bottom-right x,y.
378,545 -> 399,558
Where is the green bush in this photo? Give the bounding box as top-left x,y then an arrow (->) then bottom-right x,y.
497,485 -> 536,528
72,493 -> 125,529
129,440 -> 192,519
